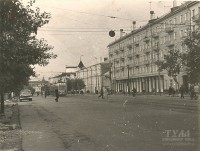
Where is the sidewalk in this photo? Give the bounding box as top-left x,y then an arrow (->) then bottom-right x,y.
0,101 -> 22,151
19,102 -> 66,151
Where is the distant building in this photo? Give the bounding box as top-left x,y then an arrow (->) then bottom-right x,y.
108,1 -> 200,93
48,66 -> 79,94
76,61 -> 111,93
29,78 -> 49,93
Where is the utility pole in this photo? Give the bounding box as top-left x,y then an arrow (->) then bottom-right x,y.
113,58 -> 116,93
127,65 -> 130,94
0,4 -> 5,114
91,67 -> 92,93
87,68 -> 88,92
95,65 -> 97,93
65,78 -> 68,95
157,42 -> 161,96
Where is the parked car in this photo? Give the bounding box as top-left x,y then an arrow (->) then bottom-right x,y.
19,89 -> 32,101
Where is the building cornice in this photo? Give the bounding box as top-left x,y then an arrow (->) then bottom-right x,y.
107,1 -> 199,47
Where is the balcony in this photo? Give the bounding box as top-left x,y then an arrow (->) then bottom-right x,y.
143,36 -> 150,43
165,26 -> 174,33
144,60 -> 151,65
134,61 -> 139,66
119,47 -> 124,52
135,54 -> 140,58
127,44 -> 132,49
192,14 -> 200,23
152,32 -> 159,38
134,52 -> 140,57
152,45 -> 158,52
181,35 -> 187,40
143,48 -> 150,54
120,56 -> 125,61
114,58 -> 120,63
165,40 -> 174,47
135,41 -> 139,47
120,66 -> 125,70
114,49 -> 118,54
127,53 -> 133,58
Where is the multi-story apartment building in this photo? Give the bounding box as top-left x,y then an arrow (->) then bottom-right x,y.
76,61 -> 111,93
108,1 -> 200,93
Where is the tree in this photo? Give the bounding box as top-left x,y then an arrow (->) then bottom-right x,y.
183,29 -> 200,84
156,49 -> 183,89
66,79 -> 85,92
75,79 -> 85,90
0,0 -> 56,113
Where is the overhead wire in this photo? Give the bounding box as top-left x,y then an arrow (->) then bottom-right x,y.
44,5 -> 134,22
42,27 -> 131,29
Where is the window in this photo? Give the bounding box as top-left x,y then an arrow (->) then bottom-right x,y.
173,18 -> 176,25
180,45 -> 183,53
192,25 -> 195,31
163,22 -> 166,30
160,51 -> 163,58
173,32 -> 177,40
169,20 -> 172,26
192,9 -> 195,17
184,13 -> 187,21
169,34 -> 173,41
147,66 -> 149,73
155,27 -> 158,32
180,30 -> 183,37
180,15 -> 183,23
185,12 -> 189,21
184,29 -> 188,36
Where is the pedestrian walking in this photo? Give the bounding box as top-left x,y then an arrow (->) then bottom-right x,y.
55,89 -> 59,102
152,88 -> 156,95
168,86 -> 173,96
104,88 -> 108,100
132,87 -> 137,97
194,84 -> 199,100
179,84 -> 185,99
172,87 -> 175,97
98,87 -> 104,99
189,84 -> 195,100
45,90 -> 47,98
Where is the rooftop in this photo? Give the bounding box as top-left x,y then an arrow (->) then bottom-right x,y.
107,1 -> 199,47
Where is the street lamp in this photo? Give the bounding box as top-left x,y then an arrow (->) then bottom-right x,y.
156,42 -> 161,96
127,64 -> 130,94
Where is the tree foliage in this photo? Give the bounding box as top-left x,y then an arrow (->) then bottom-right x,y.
157,28 -> 200,86
67,79 -> 85,91
0,0 -> 56,113
156,49 -> 183,87
183,30 -> 200,84
0,0 -> 56,91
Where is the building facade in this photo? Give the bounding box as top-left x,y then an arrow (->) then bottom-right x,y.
76,61 -> 111,93
29,78 -> 49,93
49,66 -> 78,94
108,1 -> 200,93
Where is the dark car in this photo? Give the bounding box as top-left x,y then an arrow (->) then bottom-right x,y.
19,89 -> 33,101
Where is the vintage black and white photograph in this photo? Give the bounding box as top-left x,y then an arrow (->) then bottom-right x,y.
0,0 -> 200,151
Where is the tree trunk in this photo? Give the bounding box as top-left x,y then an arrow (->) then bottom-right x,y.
0,91 -> 4,114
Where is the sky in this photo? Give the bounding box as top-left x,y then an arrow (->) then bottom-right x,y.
23,0 -> 184,81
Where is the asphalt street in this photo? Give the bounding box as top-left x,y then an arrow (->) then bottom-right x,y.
19,94 -> 200,151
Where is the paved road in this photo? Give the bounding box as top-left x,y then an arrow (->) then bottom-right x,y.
19,95 -> 199,151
